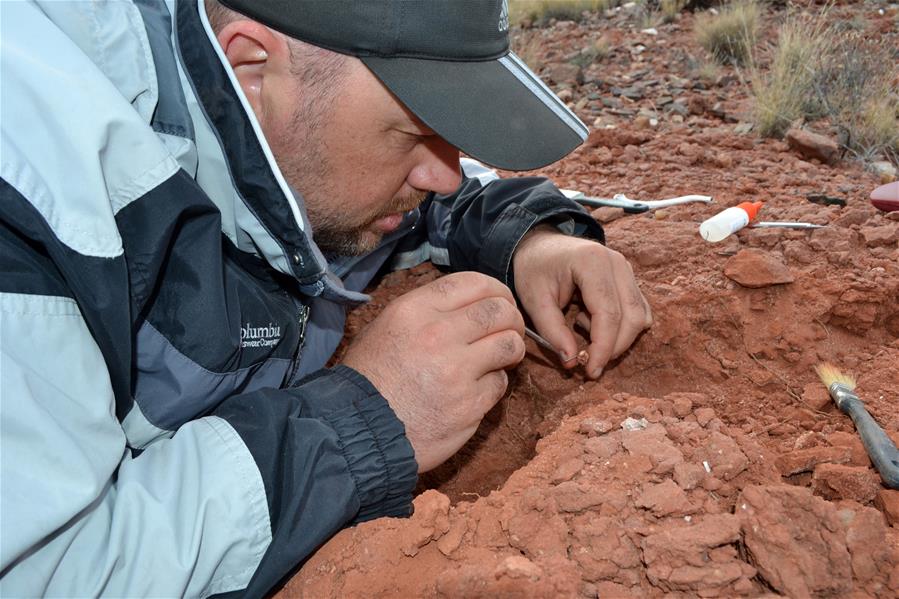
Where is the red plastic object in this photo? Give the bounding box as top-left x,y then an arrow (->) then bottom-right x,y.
870,181 -> 899,212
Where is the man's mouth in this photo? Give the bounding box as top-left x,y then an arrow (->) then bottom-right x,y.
372,212 -> 405,233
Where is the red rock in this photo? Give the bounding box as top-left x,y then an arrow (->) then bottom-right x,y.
698,432 -> 749,481
723,249 -> 795,288
712,151 -> 734,169
694,407 -> 716,426
622,431 -> 685,474
792,430 -> 827,450
505,498 -> 570,560
584,128 -> 652,148
590,206 -> 625,223
860,224 -> 899,247
687,94 -> 710,115
785,127 -> 840,164
812,463 -> 882,503
875,489 -> 899,526
641,514 -> 754,594
578,417 -> 613,436
551,457 -> 584,483
632,246 -> 669,267
587,146 -> 614,166
552,481 -> 607,513
570,515 -> 641,584
635,479 -> 694,516
702,476 -> 723,491
833,206 -> 871,228
436,517 -> 468,556
593,581 -> 641,598
737,485 -> 853,597
842,504 -> 891,583
543,62 -> 583,86
775,446 -> 852,476
583,435 -> 621,459
674,462 -> 707,490
825,431 -> 872,467
494,555 -> 543,581
633,115 -> 652,130
668,393 -> 698,418
400,491 -> 451,556
801,382 -> 832,411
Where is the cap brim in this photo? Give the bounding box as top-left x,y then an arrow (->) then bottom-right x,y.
361,52 -> 588,171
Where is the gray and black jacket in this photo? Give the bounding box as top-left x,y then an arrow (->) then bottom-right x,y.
0,1 -> 603,596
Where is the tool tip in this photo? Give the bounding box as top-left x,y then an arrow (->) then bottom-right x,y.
814,362 -> 856,391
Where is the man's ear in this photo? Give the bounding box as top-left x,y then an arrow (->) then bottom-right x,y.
216,20 -> 288,118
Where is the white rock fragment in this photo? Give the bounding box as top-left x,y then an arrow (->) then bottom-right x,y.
621,417 -> 649,431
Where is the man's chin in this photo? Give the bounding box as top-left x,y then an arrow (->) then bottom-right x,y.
315,230 -> 383,257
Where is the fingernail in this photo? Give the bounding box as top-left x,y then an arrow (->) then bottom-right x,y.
592,368 -> 603,379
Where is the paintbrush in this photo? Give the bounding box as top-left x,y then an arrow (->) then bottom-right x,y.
815,363 -> 899,489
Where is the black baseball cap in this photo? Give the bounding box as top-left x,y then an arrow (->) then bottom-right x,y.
216,0 -> 588,171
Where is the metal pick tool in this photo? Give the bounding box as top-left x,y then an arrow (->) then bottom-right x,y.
561,189 -> 713,214
524,326 -> 568,362
749,222 -> 825,229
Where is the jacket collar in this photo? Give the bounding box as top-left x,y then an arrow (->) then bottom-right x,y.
175,0 -> 335,292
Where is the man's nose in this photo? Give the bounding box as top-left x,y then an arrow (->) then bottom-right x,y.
407,137 -> 462,196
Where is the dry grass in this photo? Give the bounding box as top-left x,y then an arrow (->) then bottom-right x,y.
512,30 -> 547,72
659,0 -> 686,24
811,33 -> 899,160
750,11 -> 898,161
510,0 -> 614,26
855,97 -> 899,163
695,1 -> 761,65
750,16 -> 830,137
696,60 -> 721,87
635,0 -> 686,29
570,37 -> 611,68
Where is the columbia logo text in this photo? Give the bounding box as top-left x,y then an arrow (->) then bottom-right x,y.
241,322 -> 281,348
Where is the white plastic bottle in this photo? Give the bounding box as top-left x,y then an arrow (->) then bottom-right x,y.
699,201 -> 763,242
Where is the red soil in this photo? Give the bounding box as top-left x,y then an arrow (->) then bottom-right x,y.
279,4 -> 899,597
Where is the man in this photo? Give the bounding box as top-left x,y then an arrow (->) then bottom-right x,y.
0,0 -> 650,596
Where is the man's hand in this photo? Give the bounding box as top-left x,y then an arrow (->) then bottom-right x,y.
343,271 -> 525,473
512,226 -> 652,379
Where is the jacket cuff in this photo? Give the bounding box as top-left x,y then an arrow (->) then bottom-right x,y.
325,366 -> 418,522
479,198 -> 606,294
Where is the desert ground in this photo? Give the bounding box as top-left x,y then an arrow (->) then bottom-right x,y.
279,2 -> 899,597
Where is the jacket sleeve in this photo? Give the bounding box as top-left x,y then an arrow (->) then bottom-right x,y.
0,290 -> 416,598
391,158 -> 605,292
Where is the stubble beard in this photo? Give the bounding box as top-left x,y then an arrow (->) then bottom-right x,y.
278,99 -> 428,257
310,188 -> 429,256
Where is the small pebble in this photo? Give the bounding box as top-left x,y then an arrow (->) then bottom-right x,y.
577,350 -> 589,366
622,417 -> 649,431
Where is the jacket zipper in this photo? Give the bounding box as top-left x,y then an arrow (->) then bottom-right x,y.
285,302 -> 310,386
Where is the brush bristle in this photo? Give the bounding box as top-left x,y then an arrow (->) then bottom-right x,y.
815,362 -> 856,390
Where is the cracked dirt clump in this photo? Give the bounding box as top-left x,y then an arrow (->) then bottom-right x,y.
282,395 -> 898,598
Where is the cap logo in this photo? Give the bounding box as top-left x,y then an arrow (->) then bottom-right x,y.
498,0 -> 509,32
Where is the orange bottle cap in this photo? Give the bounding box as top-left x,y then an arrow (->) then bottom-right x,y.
737,201 -> 763,222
